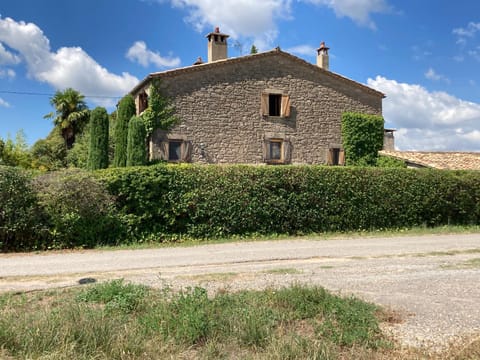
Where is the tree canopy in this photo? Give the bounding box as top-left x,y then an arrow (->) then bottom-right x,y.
44,88 -> 90,149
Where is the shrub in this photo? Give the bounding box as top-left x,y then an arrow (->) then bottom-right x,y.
114,95 -> 135,167
98,165 -> 480,241
342,112 -> 384,166
87,107 -> 109,170
126,116 -> 147,167
0,166 -> 47,251
33,169 -> 124,249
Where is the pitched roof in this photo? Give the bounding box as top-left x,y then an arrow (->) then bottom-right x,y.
130,48 -> 385,99
379,150 -> 480,170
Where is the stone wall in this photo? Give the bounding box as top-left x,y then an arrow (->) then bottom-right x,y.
143,52 -> 382,164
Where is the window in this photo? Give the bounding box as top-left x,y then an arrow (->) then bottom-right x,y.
327,147 -> 345,166
168,140 -> 182,161
138,91 -> 148,113
162,140 -> 192,162
264,139 -> 291,164
261,91 -> 291,117
269,94 -> 281,116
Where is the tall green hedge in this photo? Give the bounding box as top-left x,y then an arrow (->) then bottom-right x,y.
126,116 -> 147,166
98,165 -> 480,240
114,95 -> 136,167
342,112 -> 384,166
87,107 -> 109,170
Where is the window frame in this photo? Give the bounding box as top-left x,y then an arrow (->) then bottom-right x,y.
261,90 -> 291,118
162,139 -> 193,163
327,147 -> 345,166
264,138 -> 291,165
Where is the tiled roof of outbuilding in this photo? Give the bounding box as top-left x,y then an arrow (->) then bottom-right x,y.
379,150 -> 480,170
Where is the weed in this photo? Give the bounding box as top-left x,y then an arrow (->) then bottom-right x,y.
263,267 -> 303,275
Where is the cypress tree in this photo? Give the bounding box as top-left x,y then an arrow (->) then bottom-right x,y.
126,116 -> 147,166
87,107 -> 109,170
114,95 -> 136,167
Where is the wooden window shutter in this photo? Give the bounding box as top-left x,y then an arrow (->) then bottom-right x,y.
261,93 -> 269,115
327,148 -> 334,165
181,141 -> 193,162
160,141 -> 168,160
281,95 -> 291,117
263,139 -> 271,161
339,149 -> 345,166
282,140 -> 291,163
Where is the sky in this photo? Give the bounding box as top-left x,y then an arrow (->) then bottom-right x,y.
0,0 -> 479,151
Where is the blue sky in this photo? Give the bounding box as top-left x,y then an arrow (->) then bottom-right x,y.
0,0 -> 479,151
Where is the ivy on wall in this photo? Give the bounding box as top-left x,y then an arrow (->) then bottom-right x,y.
341,112 -> 384,166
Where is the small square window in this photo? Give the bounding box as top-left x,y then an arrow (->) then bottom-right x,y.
270,141 -> 282,160
168,141 -> 182,161
268,94 -> 281,116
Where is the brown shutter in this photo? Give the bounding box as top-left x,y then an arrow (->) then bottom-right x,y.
281,95 -> 291,117
158,141 -> 168,161
261,93 -> 269,116
263,139 -> 271,162
282,139 -> 291,164
339,149 -> 345,166
181,141 -> 193,162
327,148 -> 333,165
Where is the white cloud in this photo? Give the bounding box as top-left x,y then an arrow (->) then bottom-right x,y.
453,22 -> 480,39
0,97 -> 10,108
285,44 -> 317,57
162,0 -> 293,50
0,43 -> 20,65
301,0 -> 392,29
367,76 -> 480,151
126,41 -> 181,68
0,16 -> 139,106
0,68 -> 15,79
424,67 -> 449,83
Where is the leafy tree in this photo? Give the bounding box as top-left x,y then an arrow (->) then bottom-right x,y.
341,112 -> 384,166
44,88 -> 90,149
126,116 -> 147,166
140,79 -> 178,137
31,127 -> 68,171
114,95 -> 135,167
87,107 -> 109,170
0,130 -> 33,168
250,45 -> 258,54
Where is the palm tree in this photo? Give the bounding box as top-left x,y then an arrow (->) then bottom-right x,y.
44,88 -> 90,149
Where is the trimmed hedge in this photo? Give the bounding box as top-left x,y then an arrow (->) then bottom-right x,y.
98,165 -> 480,240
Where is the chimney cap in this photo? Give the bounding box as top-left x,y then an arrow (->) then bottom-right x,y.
317,41 -> 330,52
206,26 -> 230,39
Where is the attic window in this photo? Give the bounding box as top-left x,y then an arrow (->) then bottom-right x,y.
139,91 -> 148,113
261,91 -> 291,118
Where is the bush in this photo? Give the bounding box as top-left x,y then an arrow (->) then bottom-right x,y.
0,166 -> 47,251
33,169 -> 124,249
98,165 -> 480,241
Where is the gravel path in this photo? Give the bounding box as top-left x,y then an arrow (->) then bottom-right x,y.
1,233 -> 480,349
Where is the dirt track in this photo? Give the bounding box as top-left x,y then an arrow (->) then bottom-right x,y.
1,233 -> 480,348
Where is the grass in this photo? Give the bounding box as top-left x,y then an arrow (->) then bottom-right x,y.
263,267 -> 303,275
1,280 -> 479,359
96,224 -> 480,252
0,280 -> 391,359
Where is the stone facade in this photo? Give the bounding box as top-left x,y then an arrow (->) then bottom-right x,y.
131,49 -> 383,165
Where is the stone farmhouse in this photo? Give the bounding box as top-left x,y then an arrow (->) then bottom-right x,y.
130,28 -> 385,165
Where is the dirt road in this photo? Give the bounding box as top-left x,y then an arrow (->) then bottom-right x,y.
1,233 -> 479,348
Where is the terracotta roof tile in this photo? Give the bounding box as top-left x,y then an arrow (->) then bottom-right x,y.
379,151 -> 480,170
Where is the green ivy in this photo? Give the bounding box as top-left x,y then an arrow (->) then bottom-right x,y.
141,79 -> 179,137
341,112 -> 384,166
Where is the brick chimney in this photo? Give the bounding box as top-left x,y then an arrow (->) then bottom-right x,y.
206,27 -> 229,62
316,41 -> 329,70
